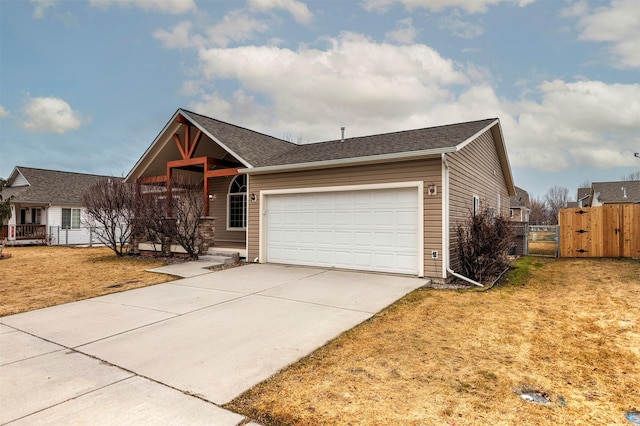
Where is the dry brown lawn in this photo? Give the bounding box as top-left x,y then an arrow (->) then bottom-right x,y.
528,241 -> 558,256
0,245 -> 175,316
228,257 -> 640,425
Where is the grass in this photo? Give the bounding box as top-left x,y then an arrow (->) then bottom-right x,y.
528,241 -> 558,256
0,245 -> 175,317
227,257 -> 640,425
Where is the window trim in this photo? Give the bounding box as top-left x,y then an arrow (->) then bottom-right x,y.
227,175 -> 247,231
473,195 -> 480,216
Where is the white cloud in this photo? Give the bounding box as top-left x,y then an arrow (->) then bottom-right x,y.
30,0 -> 56,19
89,0 -> 196,15
248,0 -> 313,24
571,0 -> 640,68
385,18 -> 418,44
206,10 -> 270,47
507,79 -> 640,171
194,32 -> 469,139
154,11 -> 269,49
177,30 -> 636,173
438,10 -> 484,39
362,0 -> 534,14
19,97 -> 90,134
153,21 -> 198,49
0,106 -> 9,118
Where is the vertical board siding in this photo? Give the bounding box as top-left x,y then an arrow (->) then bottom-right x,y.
447,130 -> 511,272
248,158 -> 443,277
560,205 -> 640,258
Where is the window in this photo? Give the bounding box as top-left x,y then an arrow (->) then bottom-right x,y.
31,208 -> 41,224
228,175 -> 247,229
473,195 -> 480,216
62,208 -> 81,229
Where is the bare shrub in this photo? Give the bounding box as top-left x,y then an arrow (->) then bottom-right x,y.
83,178 -> 134,256
170,179 -> 205,259
456,209 -> 514,283
133,176 -> 205,259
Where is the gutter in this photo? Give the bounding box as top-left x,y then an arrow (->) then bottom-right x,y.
442,152 -> 484,288
241,147 -> 454,175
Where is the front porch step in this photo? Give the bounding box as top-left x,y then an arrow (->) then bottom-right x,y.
202,251 -> 240,264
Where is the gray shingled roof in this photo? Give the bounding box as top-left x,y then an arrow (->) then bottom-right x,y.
183,109 -> 496,167
592,180 -> 640,203
181,110 -> 296,166
510,186 -> 530,208
2,167 -> 121,205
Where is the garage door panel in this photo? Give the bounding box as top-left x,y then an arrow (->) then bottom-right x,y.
265,187 -> 419,275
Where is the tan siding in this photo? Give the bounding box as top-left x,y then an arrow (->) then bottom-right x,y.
448,130 -> 511,272
247,159 -> 443,278
208,175 -> 246,243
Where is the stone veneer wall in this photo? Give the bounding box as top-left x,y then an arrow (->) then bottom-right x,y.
198,217 -> 215,254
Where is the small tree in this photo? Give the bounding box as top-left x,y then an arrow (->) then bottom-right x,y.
0,178 -> 11,223
83,178 -> 135,256
456,209 -> 514,283
544,185 -> 570,225
170,179 -> 205,259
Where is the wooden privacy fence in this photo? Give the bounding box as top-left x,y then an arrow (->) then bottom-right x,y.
559,205 -> 640,258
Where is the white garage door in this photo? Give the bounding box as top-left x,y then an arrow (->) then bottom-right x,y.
265,187 -> 420,275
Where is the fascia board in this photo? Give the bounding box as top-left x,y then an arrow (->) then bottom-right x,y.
455,119 -> 516,197
125,110 -> 183,182
241,147 -> 454,175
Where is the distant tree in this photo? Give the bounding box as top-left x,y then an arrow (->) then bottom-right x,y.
544,186 -> 570,225
0,178 -> 11,223
622,170 -> 640,181
83,178 -> 135,256
578,179 -> 591,189
529,196 -> 548,225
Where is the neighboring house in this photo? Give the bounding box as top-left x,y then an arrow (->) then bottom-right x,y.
1,166 -> 119,245
590,180 -> 640,206
508,186 -> 530,257
576,187 -> 591,207
126,109 -> 516,281
509,186 -> 530,222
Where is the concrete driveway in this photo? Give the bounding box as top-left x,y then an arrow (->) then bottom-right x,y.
0,264 -> 426,425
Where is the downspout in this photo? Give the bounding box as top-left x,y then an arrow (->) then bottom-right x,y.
442,153 -> 484,287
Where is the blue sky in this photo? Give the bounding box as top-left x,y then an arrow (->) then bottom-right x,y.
0,0 -> 638,198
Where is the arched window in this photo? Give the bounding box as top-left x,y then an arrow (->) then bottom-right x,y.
228,175 -> 247,229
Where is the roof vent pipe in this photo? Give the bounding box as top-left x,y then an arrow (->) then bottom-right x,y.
341,127 -> 345,143
622,187 -> 628,199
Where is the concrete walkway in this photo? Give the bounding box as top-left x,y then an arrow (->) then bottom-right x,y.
0,263 -> 426,425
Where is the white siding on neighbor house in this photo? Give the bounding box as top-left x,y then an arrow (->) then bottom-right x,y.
47,205 -> 94,245
11,172 -> 29,187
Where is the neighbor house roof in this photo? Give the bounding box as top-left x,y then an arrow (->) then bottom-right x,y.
577,187 -> 591,206
2,166 -> 120,205
591,180 -> 640,204
510,186 -> 530,208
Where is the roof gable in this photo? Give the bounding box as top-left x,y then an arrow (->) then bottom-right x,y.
2,167 -> 120,205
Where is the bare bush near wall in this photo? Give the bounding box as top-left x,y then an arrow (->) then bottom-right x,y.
83,179 -> 135,256
457,210 -> 514,283
133,176 -> 204,259
170,179 -> 205,259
